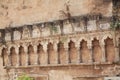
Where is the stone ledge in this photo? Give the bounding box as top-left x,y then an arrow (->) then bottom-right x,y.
4,62 -> 115,69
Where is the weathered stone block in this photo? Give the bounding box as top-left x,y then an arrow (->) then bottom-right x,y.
87,20 -> 97,31
63,21 -> 73,34
14,30 -> 21,40
99,23 -> 110,30
5,32 -> 11,41
32,25 -> 40,38
41,26 -> 51,37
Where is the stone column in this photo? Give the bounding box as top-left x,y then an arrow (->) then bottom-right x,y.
76,43 -> 81,63
0,48 -> 4,66
43,43 -> 49,64
24,46 -> 29,66
115,46 -> 119,62
16,47 -> 20,66
53,43 -> 59,64
33,45 -> 38,65
7,48 -> 11,66
100,44 -> 106,62
87,43 -> 93,63
114,39 -> 120,62
64,43 -> 70,64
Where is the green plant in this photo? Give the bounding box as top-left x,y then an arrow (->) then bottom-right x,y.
16,74 -> 33,80
111,20 -> 120,30
49,24 -> 58,33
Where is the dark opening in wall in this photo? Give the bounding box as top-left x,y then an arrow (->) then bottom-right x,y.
69,40 -> 77,63
28,45 -> 34,65
2,48 -> 7,66
37,44 -> 43,64
58,42 -> 66,64
19,46 -> 25,66
105,37 -> 115,62
80,40 -> 90,63
10,47 -> 17,66
92,38 -> 102,62
112,0 -> 120,6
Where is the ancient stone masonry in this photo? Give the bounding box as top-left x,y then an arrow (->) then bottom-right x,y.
0,13 -> 120,80
0,0 -> 119,80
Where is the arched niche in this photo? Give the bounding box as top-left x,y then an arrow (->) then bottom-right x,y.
19,46 -> 26,66
92,38 -> 102,62
28,45 -> 34,65
37,44 -> 47,65
37,44 -> 43,64
10,47 -> 17,66
68,40 -> 77,63
47,43 -> 57,64
1,48 -> 8,66
105,37 -> 115,62
58,42 -> 66,64
32,25 -> 40,38
80,40 -> 90,63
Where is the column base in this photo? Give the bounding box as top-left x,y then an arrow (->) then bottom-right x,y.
101,59 -> 106,63
89,59 -> 93,63
34,63 -> 38,65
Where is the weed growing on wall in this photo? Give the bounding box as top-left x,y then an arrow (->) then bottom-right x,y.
16,74 -> 33,80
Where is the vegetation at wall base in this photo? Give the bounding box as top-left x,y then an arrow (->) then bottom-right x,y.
16,74 -> 33,80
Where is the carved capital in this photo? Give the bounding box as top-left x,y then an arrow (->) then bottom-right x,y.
87,43 -> 92,49
14,46 -> 19,54
42,43 -> 48,52
33,45 -> 37,53
24,46 -> 28,54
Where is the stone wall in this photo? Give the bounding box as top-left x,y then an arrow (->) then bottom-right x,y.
0,0 -> 120,80
0,0 -> 112,29
0,14 -> 120,80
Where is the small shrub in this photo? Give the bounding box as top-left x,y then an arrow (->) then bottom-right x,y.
16,74 -> 33,80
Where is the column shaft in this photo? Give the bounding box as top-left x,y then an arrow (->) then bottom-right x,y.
7,49 -> 11,66
89,47 -> 93,63
24,46 -> 29,66
54,43 -> 59,64
33,45 -> 38,65
101,45 -> 106,62
87,43 -> 93,63
15,47 -> 19,66
115,47 -> 120,62
76,47 -> 81,63
65,48 -> 70,64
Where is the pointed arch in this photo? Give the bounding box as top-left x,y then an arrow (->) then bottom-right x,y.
47,42 -> 56,64
37,44 -> 43,64
92,38 -> 102,62
1,48 -> 8,66
28,45 -> 34,65
58,41 -> 66,64
37,43 -> 48,65
105,37 -> 115,62
10,47 -> 17,66
80,40 -> 90,63
68,40 -> 77,63
19,46 -> 26,66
